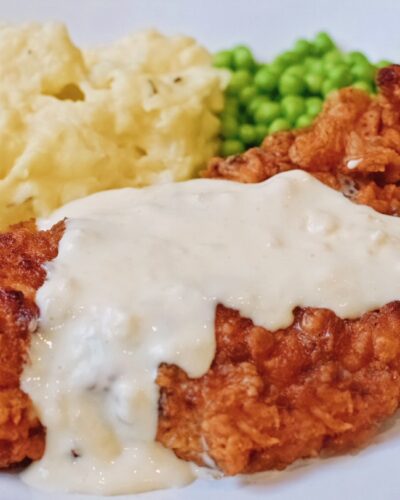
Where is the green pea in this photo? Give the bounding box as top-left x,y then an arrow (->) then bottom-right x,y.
213,50 -> 233,68
223,97 -> 239,115
305,73 -> 324,94
255,124 -> 269,144
306,97 -> 323,117
305,57 -> 324,75
239,86 -> 258,106
274,50 -> 300,67
345,51 -> 370,65
352,80 -> 374,93
304,57 -> 317,68
351,63 -> 376,82
293,39 -> 313,56
376,59 -> 392,69
221,139 -> 245,156
232,45 -> 255,70
314,32 -> 336,55
239,124 -> 258,145
281,95 -> 305,122
255,101 -> 282,124
220,110 -> 238,125
254,67 -> 279,93
322,79 -> 339,97
322,61 -> 334,74
296,114 -> 314,128
323,49 -> 344,65
227,70 -> 253,95
269,61 -> 286,77
279,73 -> 306,96
323,57 -> 347,75
284,64 -> 306,78
269,118 -> 291,134
329,65 -> 352,87
221,115 -> 240,138
247,95 -> 270,116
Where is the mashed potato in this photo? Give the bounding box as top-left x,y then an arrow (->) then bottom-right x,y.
0,23 -> 226,227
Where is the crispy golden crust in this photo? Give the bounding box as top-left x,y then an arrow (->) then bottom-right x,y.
0,221 -> 63,468
205,65 -> 400,216
157,303 -> 400,475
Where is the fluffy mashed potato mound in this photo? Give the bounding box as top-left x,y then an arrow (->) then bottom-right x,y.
0,23 -> 226,227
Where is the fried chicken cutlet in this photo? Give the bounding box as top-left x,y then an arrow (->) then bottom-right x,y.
2,65 -> 400,480
3,223 -> 400,476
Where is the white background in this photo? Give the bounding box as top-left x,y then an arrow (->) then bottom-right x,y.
1,1 -> 400,499
0,0 -> 399,59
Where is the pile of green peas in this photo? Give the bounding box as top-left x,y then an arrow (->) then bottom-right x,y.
213,32 -> 392,156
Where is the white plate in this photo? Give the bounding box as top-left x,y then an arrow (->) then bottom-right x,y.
1,0 -> 400,499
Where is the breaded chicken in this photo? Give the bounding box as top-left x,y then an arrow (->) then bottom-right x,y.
206,65 -> 400,216
3,222 -> 400,476
157,303 -> 400,474
3,66 -> 400,478
0,221 -> 63,468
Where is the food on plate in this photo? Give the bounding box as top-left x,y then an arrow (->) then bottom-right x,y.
1,20 -> 400,497
0,23 -> 226,229
207,65 -> 400,216
215,32 -> 391,155
3,150 -> 400,494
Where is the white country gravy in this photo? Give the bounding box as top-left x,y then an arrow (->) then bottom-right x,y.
21,170 -> 400,495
